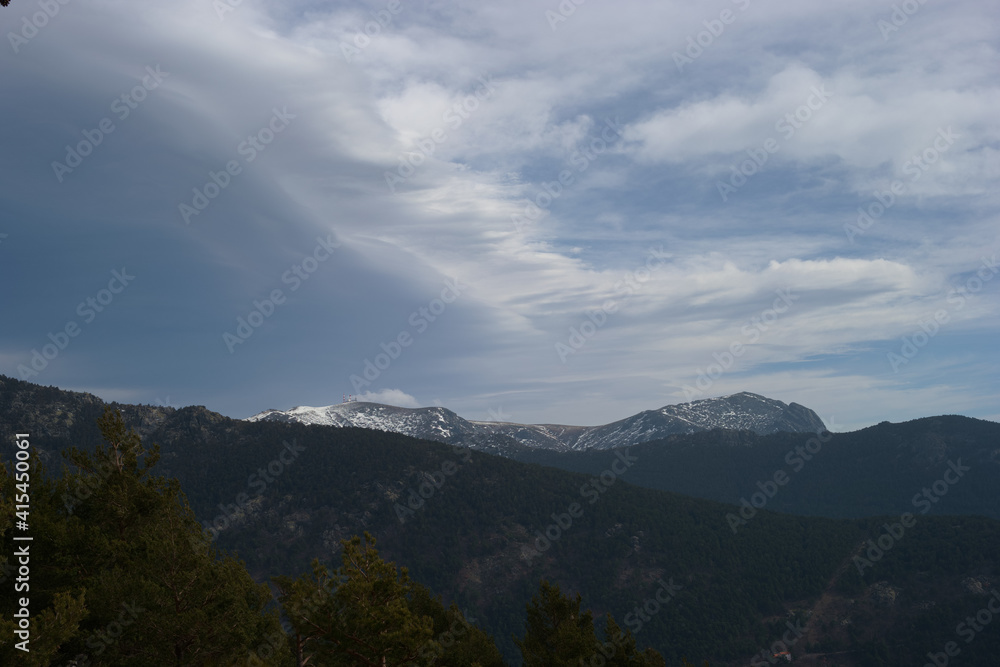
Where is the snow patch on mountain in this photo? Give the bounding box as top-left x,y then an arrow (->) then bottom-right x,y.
246,392 -> 827,454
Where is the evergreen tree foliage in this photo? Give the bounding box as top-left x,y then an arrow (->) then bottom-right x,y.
275,531 -> 503,666
515,580 -> 598,666
406,582 -> 506,667
601,614 -> 666,667
0,449 -> 88,666
0,407 -> 289,666
5,376 -> 1000,665
514,580 -> 665,666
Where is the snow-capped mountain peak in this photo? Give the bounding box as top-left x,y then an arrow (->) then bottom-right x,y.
245,392 -> 827,455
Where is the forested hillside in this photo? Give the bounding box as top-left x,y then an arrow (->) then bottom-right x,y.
3,377 -> 1000,664
515,418 -> 1000,521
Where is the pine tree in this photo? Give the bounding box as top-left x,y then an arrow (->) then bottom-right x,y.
515,580 -> 600,666
1,407 -> 290,666
276,532 -> 433,665
515,579 -> 667,667
0,451 -> 88,666
275,531 -> 503,666
406,581 -> 505,667
601,614 -> 665,666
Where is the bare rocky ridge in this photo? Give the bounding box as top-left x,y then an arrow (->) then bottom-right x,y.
247,391 -> 827,454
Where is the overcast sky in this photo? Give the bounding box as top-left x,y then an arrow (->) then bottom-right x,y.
1,0 -> 997,431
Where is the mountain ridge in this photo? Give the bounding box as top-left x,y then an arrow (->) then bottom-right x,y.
4,375 -> 1000,665
246,391 -> 828,453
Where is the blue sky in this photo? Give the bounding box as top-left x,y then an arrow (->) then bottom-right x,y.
1,0 -> 997,431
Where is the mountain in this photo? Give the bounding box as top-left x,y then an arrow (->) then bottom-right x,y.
246,391 -> 827,453
515,416 -> 1000,521
4,375 -> 1000,665
247,402 -> 530,456
551,391 -> 827,450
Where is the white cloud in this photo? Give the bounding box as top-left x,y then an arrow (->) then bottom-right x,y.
1,0 -> 997,429
355,388 -> 420,408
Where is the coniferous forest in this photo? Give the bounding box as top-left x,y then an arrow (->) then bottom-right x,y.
1,408 -> 703,665
4,0 -> 999,663
2,378 -> 1000,665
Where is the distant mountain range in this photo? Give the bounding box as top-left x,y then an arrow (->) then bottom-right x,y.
3,375 -> 1000,665
247,391 -> 827,454
516,415 -> 1000,521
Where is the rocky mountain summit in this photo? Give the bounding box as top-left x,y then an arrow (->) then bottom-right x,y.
247,391 -> 827,454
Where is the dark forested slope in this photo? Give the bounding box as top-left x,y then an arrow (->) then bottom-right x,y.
3,375 -> 1000,665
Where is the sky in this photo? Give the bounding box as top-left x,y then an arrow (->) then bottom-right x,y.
1,0 -> 998,432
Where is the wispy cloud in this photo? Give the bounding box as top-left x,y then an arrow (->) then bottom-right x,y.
1,0 -> 996,428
